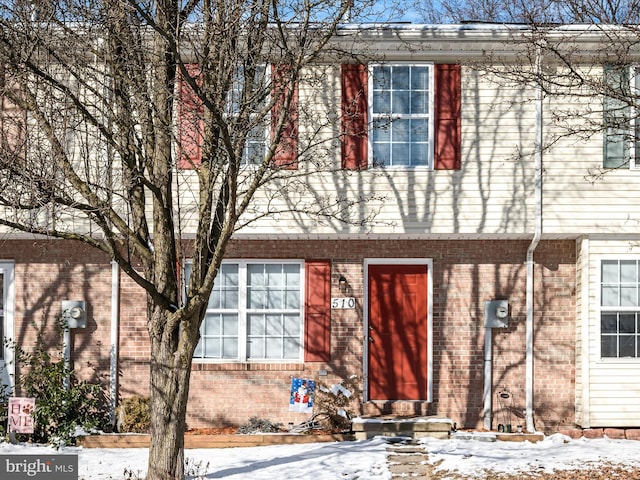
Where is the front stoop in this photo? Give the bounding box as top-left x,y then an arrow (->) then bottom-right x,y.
351,416 -> 452,440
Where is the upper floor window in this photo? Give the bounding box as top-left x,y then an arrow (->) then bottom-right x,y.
603,65 -> 640,170
600,259 -> 640,358
189,261 -> 304,361
341,63 -> 460,171
370,64 -> 433,168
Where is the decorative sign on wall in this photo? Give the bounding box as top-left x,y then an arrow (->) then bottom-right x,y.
289,378 -> 315,413
331,297 -> 356,309
8,397 -> 35,434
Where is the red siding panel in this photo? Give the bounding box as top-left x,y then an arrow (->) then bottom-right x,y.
341,64 -> 368,170
434,64 -> 461,170
271,64 -> 299,169
176,64 -> 203,169
304,260 -> 331,362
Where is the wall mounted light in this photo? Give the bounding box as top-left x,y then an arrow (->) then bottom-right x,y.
338,275 -> 348,293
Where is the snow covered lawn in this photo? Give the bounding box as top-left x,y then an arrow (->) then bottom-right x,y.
2,433 -> 640,479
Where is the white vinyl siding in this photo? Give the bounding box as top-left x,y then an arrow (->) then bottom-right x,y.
582,242 -> 640,427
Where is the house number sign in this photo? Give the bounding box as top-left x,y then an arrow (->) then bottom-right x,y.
331,297 -> 356,309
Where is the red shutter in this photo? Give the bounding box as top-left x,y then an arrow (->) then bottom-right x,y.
434,64 -> 461,170
341,64 -> 368,170
271,64 -> 298,169
304,260 -> 331,362
177,64 -> 203,169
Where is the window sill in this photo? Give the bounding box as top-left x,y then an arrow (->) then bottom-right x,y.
191,362 -> 305,372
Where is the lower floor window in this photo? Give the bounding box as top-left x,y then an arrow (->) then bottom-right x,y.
600,259 -> 640,358
193,261 -> 303,361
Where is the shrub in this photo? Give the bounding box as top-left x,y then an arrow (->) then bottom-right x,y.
13,343 -> 110,446
116,396 -> 150,433
314,376 -> 361,431
237,417 -> 283,434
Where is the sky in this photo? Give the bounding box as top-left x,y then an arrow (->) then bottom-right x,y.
2,432 -> 640,479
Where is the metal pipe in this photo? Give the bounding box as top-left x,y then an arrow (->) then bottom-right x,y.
483,327 -> 493,430
110,261 -> 120,427
526,45 -> 544,433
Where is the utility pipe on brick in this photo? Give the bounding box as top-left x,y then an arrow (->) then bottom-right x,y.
110,260 -> 120,427
525,46 -> 544,434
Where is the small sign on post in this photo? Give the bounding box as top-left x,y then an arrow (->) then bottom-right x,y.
8,397 -> 35,434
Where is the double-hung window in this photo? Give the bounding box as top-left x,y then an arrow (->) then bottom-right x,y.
370,64 -> 433,168
192,261 -> 304,361
603,65 -> 640,170
600,259 -> 640,358
0,262 -> 14,390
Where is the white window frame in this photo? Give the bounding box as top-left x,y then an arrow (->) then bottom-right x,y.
230,64 -> 270,167
631,65 -> 640,170
598,258 -> 640,360
0,261 -> 15,392
190,259 -> 305,363
368,62 -> 434,169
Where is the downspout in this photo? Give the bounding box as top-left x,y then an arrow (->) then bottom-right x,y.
526,47 -> 544,433
110,260 -> 120,427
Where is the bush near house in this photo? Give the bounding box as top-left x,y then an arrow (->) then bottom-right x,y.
12,342 -> 110,446
116,396 -> 151,433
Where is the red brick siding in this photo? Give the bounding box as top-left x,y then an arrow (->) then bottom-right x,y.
5,238 -> 576,432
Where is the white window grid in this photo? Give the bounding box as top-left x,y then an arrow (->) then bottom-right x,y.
368,63 -> 434,169
192,260 -> 304,362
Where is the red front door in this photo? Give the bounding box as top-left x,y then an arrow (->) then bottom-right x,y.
368,264 -> 428,400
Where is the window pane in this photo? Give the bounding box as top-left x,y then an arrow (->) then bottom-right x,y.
267,289 -> 283,309
203,338 -> 220,358
373,66 -> 391,89
411,143 -> 428,166
601,336 -> 617,357
248,264 -> 265,285
602,286 -> 619,306
204,314 -> 221,334
265,338 -> 283,359
601,313 -> 618,333
373,119 -> 390,142
373,143 -> 390,167
602,260 -> 619,283
248,314 -> 265,335
619,314 -> 637,333
411,90 -> 428,114
621,286 -> 638,306
222,338 -> 238,358
392,143 -> 410,166
284,315 -> 301,335
394,119 -> 410,142
284,337 -> 300,358
247,338 -> 264,358
392,90 -> 410,114
248,288 -> 266,309
620,260 -> 638,283
393,66 -> 410,89
373,90 -> 391,114
266,315 -> 282,335
284,264 -> 300,286
285,290 -> 300,309
619,335 -> 636,357
223,314 -> 238,335
266,264 -> 283,285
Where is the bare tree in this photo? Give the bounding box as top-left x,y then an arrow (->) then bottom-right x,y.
0,1 -> 382,478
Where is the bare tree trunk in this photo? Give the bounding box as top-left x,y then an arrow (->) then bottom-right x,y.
146,306 -> 197,480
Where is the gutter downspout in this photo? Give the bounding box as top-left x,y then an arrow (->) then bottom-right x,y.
526,47 -> 544,434
110,261 -> 120,427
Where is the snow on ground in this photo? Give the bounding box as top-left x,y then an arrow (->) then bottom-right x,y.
2,433 -> 640,479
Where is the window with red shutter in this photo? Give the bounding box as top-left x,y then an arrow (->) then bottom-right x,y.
348,62 -> 461,170
304,260 -> 331,362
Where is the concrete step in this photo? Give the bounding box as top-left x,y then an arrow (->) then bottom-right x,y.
351,416 -> 452,440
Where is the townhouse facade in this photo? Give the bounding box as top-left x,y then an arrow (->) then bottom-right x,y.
0,23 -> 639,434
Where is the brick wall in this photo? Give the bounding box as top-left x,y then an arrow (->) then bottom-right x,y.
4,238 -> 576,433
